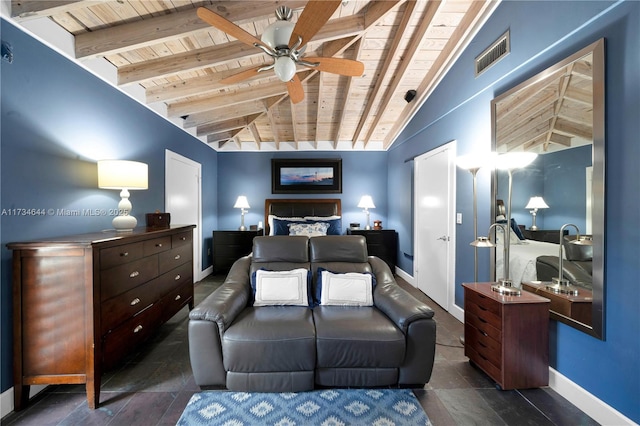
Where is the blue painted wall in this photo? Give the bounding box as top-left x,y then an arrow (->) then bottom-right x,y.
0,19 -> 218,392
387,1 -> 639,421
216,151 -> 389,233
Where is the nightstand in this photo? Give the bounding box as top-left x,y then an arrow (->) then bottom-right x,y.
463,282 -> 550,390
346,229 -> 398,273
212,230 -> 262,274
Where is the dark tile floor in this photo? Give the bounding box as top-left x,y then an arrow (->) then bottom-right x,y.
2,274 -> 598,425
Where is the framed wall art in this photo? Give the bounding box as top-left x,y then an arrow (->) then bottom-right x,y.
271,158 -> 342,194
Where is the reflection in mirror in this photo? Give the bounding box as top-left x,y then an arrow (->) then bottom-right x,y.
491,39 -> 604,339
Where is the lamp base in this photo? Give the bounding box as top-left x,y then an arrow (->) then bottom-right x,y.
491,279 -> 521,296
238,225 -> 247,231
545,278 -> 580,296
112,215 -> 137,232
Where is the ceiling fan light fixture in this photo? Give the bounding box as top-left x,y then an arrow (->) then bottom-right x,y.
274,56 -> 297,82
261,20 -> 295,50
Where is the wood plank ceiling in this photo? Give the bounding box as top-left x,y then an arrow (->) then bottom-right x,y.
9,0 -> 498,152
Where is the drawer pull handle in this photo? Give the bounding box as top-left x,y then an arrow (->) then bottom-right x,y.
479,306 -> 488,311
479,342 -> 487,348
130,298 -> 141,306
175,274 -> 181,281
174,254 -> 181,260
175,295 -> 181,301
480,330 -> 488,337
133,325 -> 143,333
180,237 -> 186,241
479,318 -> 488,323
156,243 -> 163,247
121,252 -> 129,257
129,271 -> 140,278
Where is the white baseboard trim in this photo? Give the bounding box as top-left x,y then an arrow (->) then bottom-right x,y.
1,385 -> 47,420
395,267 -> 415,286
548,368 -> 636,426
197,265 -> 213,283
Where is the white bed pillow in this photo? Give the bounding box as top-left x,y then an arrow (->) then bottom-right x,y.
288,222 -> 330,237
253,268 -> 310,306
319,270 -> 374,306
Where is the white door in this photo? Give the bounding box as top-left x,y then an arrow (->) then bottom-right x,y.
165,150 -> 203,281
414,142 -> 456,310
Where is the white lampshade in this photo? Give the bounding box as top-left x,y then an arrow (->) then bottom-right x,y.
494,152 -> 538,170
234,196 -> 250,209
525,196 -> 549,210
98,160 -> 148,190
358,195 -> 375,209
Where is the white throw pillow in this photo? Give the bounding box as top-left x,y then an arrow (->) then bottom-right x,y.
320,270 -> 373,306
253,269 -> 309,306
288,222 -> 330,237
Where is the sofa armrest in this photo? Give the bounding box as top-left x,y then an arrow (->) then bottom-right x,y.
189,255 -> 252,335
369,256 -> 434,333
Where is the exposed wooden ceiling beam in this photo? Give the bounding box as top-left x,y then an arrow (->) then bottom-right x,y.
75,2 -> 307,59
207,128 -> 243,144
335,37 -> 364,147
383,0 -> 497,148
196,114 -> 262,137
11,0 -> 96,20
352,0 -> 417,145
117,14 -> 365,86
168,82 -> 288,117
183,101 -> 267,128
363,0 -> 441,146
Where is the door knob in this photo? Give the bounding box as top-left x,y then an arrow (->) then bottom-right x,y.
437,236 -> 449,241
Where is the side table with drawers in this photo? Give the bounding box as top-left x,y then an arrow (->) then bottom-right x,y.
462,282 -> 550,390
212,229 -> 262,274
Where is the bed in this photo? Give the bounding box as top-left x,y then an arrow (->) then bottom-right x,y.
264,198 -> 343,236
494,199 -> 560,287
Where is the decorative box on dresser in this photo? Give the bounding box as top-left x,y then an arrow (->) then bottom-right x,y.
462,282 -> 550,390
346,229 -> 398,273
8,225 -> 195,410
212,229 -> 262,274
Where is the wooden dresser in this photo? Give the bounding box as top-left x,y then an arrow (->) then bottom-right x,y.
8,225 -> 195,410
463,282 -> 550,390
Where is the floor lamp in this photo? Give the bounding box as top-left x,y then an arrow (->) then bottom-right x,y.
493,152 -> 537,295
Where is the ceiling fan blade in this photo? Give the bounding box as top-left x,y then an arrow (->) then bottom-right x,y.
197,7 -> 267,49
287,75 -> 305,104
220,67 -> 263,84
304,57 -> 365,77
290,0 -> 342,48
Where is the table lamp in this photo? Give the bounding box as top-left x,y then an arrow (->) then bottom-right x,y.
98,160 -> 148,232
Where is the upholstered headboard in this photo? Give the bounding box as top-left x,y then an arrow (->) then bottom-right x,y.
265,198 -> 341,235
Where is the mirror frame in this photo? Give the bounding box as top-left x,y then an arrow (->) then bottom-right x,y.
490,39 -> 605,339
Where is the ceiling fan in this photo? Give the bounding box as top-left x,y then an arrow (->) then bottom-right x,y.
197,1 -> 365,104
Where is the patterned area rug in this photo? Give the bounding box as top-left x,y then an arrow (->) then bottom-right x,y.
177,388 -> 431,425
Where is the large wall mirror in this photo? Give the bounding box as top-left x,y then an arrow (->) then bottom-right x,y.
491,39 -> 605,339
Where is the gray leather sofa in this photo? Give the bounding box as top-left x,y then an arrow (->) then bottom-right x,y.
536,235 -> 593,290
189,235 -> 436,392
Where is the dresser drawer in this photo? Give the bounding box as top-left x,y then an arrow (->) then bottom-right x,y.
466,310 -> 501,343
172,230 -> 192,247
158,244 -> 192,275
100,256 -> 159,301
465,289 -> 502,317
101,282 -> 156,334
100,242 -> 144,270
161,281 -> 193,322
465,300 -> 502,331
143,236 -> 171,256
102,304 -> 161,370
154,262 -> 193,299
465,344 -> 502,382
465,322 -> 502,368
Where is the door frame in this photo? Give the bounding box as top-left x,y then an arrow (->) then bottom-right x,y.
413,141 -> 457,313
165,150 -> 204,281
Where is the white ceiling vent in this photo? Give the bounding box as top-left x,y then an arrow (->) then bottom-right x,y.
475,30 -> 510,77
